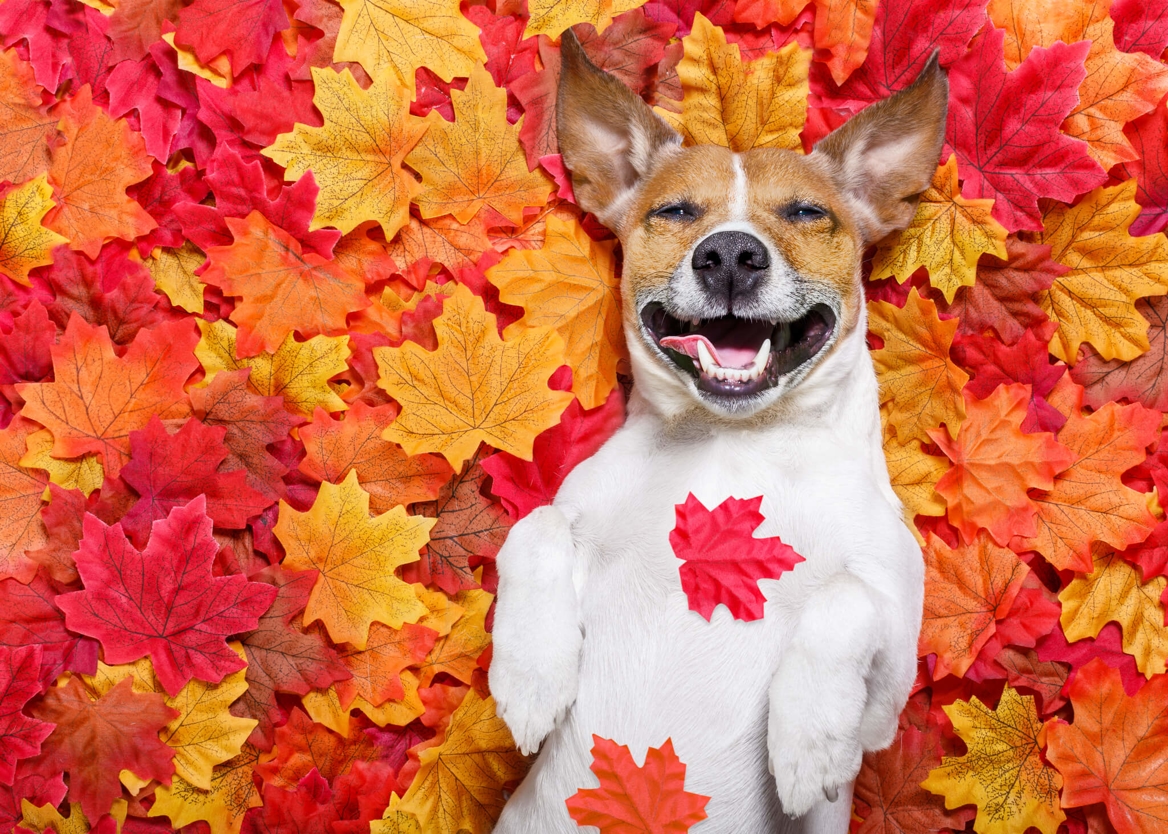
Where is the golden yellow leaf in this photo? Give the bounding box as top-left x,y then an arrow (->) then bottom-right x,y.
416,588 -> 491,688
147,242 -> 206,314
375,284 -> 573,469
371,794 -> 421,834
524,0 -> 642,38
882,428 -> 948,537
149,744 -> 263,834
415,584 -> 465,637
398,690 -> 528,834
160,33 -> 232,88
922,686 -> 1064,834
303,671 -> 425,734
274,470 -> 432,648
0,174 -> 67,286
1036,182 -> 1168,364
333,0 -> 484,92
869,288 -> 969,443
20,428 -> 103,498
195,319 -> 351,417
487,213 -> 625,410
21,800 -> 126,834
301,683 -> 353,736
1060,550 -> 1168,679
406,65 -> 552,226
263,68 -> 425,238
656,13 -> 810,152
872,156 -> 1008,303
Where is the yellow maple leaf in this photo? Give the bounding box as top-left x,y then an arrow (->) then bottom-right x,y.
406,65 -> 552,226
487,213 -> 625,410
1060,550 -> 1168,679
162,661 -> 258,790
922,686 -> 1064,834
416,588 -> 491,688
371,794 -> 421,834
869,288 -> 969,444
656,13 -> 810,152
20,428 -> 103,498
149,744 -> 263,834
872,156 -> 1008,303
147,243 -> 206,314
21,801 -> 127,834
524,0 -> 642,38
882,428 -> 948,538
415,583 -> 465,637
304,671 -> 424,733
274,470 -> 432,648
398,690 -> 528,834
1036,182 -> 1168,365
195,319 -> 351,417
263,68 -> 426,238
375,284 -> 573,469
333,0 -> 485,92
0,174 -> 67,286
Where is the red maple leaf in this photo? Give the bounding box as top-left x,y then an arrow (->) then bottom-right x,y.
669,494 -> 805,622
0,300 -> 53,387
0,645 -> 53,784
1111,0 -> 1168,58
255,707 -> 381,790
105,56 -> 185,160
118,415 -> 273,547
127,161 -> 210,255
1116,101 -> 1168,237
0,760 -> 65,833
565,736 -> 710,833
26,485 -> 87,585
0,572 -> 97,688
945,26 -> 1106,232
174,0 -> 287,74
57,496 -> 277,695
951,330 -> 1067,433
26,676 -> 177,820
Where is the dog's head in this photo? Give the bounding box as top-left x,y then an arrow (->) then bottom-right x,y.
556,34 -> 948,419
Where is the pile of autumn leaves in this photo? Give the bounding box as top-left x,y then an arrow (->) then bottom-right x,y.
0,0 -> 1167,830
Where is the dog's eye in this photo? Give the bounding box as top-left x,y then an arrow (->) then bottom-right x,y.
783,203 -> 828,222
651,202 -> 700,221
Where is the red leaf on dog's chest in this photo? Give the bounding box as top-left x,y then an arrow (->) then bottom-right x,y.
669,494 -> 805,622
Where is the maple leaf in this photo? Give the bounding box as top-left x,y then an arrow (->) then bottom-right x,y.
993,647 -> 1069,716
564,735 -> 710,833
412,441 -> 512,595
333,0 -> 484,92
1118,97 -> 1168,238
928,384 -> 1073,545
813,0 -> 878,86
0,645 -> 53,783
524,0 -> 643,38
387,214 -> 492,275
1013,398 -> 1158,573
274,470 -> 431,648
1046,659 -> 1168,834
415,588 -> 491,688
1034,181 -> 1168,364
945,27 -> 1105,233
881,431 -> 948,534
406,65 -> 552,226
375,284 -> 572,469
922,686 -> 1064,834
263,68 -> 426,239
334,621 -> 437,708
398,690 -> 526,834
255,706 -> 381,789
669,494 -> 804,622
17,316 -> 198,478
371,794 -> 420,834
918,532 -> 1029,679
202,212 -> 369,356
146,243 -> 207,314
196,319 -> 351,417
487,213 -> 625,410
0,175 -> 67,287
27,676 -> 176,820
44,87 -> 157,258
57,496 -> 277,696
299,402 -> 453,515
1072,297 -> 1168,412
118,416 -> 272,547
0,50 -> 54,186
0,299 -> 53,387
1060,550 -> 1168,679
149,743 -> 263,834
655,13 -> 809,152
0,416 -> 49,584
872,156 -> 1008,303
0,572 -> 97,688
869,288 -> 969,444
173,0 -> 288,75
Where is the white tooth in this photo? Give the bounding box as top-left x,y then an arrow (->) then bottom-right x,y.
751,339 -> 771,373
697,341 -> 717,375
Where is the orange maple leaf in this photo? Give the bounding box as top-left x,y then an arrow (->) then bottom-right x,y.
919,532 -> 1030,679
1047,659 -> 1168,834
334,621 -> 439,709
814,0 -> 878,86
0,49 -> 54,186
387,214 -> 491,274
415,587 -> 490,688
202,211 -> 370,357
0,415 -> 49,584
929,384 -> 1074,546
17,316 -> 198,478
44,86 -> 156,258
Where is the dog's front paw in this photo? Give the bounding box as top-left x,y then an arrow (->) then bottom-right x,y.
490,637 -> 578,755
767,718 -> 862,818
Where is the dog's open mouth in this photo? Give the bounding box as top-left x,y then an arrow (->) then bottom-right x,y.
640,303 -> 837,397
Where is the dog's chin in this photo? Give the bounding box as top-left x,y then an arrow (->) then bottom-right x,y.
639,302 -> 837,412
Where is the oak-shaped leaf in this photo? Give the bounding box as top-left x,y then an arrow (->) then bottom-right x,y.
670,494 -> 804,622
57,496 -> 277,696
0,645 -> 53,784
564,735 -> 710,833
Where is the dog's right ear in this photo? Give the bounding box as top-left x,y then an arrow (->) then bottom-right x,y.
556,31 -> 681,229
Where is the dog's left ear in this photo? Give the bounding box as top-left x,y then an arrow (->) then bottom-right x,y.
556,30 -> 682,229
811,55 -> 949,245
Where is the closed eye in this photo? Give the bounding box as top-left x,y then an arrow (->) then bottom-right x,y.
782,202 -> 829,222
650,202 -> 702,221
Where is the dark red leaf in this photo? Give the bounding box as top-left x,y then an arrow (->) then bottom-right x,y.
0,300 -> 53,386
0,572 -> 98,687
0,645 -> 53,784
1116,101 -> 1168,237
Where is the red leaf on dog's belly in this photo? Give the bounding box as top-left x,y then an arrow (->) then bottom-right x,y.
669,494 -> 805,622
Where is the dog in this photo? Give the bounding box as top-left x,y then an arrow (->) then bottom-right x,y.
488,31 -> 947,834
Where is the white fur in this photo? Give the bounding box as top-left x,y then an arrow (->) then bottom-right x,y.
490,299 -> 923,831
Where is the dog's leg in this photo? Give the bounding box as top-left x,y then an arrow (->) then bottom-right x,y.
489,505 -> 582,755
767,574 -> 883,819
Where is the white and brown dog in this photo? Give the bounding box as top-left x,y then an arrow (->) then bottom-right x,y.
489,33 -> 948,834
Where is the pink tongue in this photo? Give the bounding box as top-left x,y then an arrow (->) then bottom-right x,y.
659,335 -> 758,369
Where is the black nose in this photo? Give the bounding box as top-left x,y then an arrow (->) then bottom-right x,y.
691,231 -> 770,304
